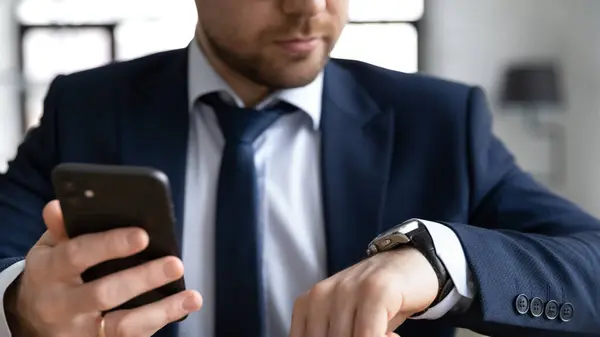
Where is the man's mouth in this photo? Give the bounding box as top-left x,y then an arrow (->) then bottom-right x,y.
274,37 -> 320,53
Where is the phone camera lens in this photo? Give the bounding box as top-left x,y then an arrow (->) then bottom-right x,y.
84,190 -> 95,198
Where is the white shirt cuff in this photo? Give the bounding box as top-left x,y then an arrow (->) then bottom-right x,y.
0,260 -> 26,337
410,219 -> 475,320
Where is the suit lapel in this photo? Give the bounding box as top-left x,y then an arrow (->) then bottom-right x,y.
119,49 -> 190,250
320,61 -> 395,275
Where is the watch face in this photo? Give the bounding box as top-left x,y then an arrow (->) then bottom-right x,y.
379,219 -> 420,238
368,219 -> 420,255
397,219 -> 421,233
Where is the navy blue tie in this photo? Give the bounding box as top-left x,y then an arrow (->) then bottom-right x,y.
201,93 -> 295,337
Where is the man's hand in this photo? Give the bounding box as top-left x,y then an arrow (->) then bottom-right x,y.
289,248 -> 439,337
7,200 -> 203,337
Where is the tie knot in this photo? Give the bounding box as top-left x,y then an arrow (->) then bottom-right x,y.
201,92 -> 295,143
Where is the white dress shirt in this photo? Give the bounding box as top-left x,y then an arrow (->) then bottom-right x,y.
0,41 -> 474,337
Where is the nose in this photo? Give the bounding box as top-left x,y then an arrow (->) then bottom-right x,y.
281,0 -> 326,16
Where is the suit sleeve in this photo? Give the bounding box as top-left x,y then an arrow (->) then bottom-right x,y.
0,76 -> 64,263
0,76 -> 64,336
0,75 -> 64,278
439,87 -> 600,336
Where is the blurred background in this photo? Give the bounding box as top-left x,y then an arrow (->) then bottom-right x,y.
0,1 -> 598,336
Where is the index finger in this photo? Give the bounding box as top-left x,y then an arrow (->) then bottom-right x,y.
50,227 -> 149,280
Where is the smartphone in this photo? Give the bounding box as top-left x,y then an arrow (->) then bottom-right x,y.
51,163 -> 186,314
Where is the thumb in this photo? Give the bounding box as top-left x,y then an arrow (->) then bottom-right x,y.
386,333 -> 400,337
387,311 -> 407,332
39,200 -> 68,246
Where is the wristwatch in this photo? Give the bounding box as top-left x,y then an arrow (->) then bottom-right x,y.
366,219 -> 455,313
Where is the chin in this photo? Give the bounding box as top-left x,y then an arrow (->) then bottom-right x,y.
277,72 -> 321,88
266,59 -> 326,88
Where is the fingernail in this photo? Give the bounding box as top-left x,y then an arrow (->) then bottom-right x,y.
127,230 -> 142,246
163,260 -> 182,278
182,295 -> 200,311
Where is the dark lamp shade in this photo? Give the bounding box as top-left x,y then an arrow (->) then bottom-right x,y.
500,64 -> 563,107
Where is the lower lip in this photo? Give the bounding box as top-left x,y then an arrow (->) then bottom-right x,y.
276,39 -> 319,53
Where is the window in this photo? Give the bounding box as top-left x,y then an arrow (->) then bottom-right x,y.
16,0 -> 195,129
115,20 -> 194,61
331,24 -> 418,73
16,0 -> 423,130
20,25 -> 114,129
331,0 -> 423,73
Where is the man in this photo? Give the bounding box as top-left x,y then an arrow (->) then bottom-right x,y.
0,0 -> 599,336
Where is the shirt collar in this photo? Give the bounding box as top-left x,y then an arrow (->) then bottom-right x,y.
187,40 -> 322,129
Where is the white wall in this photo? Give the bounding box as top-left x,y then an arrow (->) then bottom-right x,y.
0,0 -> 20,173
423,0 -> 600,216
562,1 -> 600,216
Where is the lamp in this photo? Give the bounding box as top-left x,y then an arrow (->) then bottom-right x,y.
501,63 -> 564,109
499,62 -> 566,186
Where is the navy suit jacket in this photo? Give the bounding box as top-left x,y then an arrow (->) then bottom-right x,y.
1,48 -> 600,337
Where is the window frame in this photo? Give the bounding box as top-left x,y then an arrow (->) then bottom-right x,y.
17,23 -> 117,132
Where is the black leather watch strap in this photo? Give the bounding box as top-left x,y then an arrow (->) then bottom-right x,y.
407,222 -> 454,314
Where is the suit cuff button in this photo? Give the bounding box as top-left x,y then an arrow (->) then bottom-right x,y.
559,302 -> 574,322
544,300 -> 559,320
530,297 -> 544,317
515,294 -> 529,315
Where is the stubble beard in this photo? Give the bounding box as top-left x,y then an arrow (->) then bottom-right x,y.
204,30 -> 330,90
